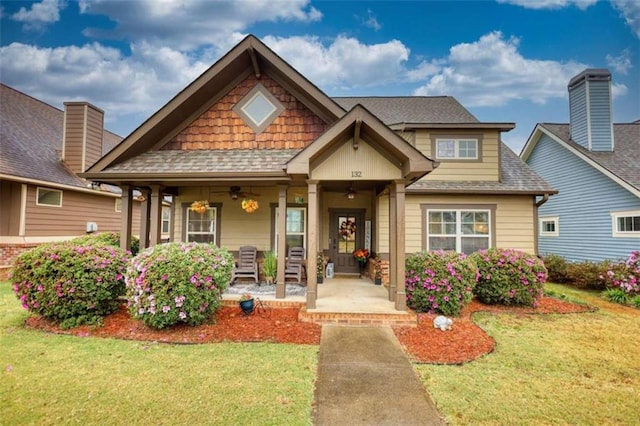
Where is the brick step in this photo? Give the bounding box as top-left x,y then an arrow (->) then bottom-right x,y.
298,307 -> 418,327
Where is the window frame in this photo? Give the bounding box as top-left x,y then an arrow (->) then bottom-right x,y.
430,134 -> 483,162
233,83 -> 284,134
611,210 -> 640,238
162,206 -> 171,234
36,187 -> 62,207
181,202 -> 222,246
115,198 -> 122,212
272,204 -> 308,253
539,216 -> 559,237
422,204 -> 496,254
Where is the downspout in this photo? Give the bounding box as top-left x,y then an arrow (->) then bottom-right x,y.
534,194 -> 550,256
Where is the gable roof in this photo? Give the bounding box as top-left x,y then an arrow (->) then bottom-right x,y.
521,122 -> 640,195
0,83 -> 122,191
408,142 -> 556,195
85,34 -> 346,173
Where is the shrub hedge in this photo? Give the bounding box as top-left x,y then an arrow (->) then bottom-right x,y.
72,231 -> 140,255
125,242 -> 234,329
405,251 -> 477,316
12,241 -> 129,328
471,248 -> 547,307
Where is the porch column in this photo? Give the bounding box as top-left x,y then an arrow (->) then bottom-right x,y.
139,188 -> 151,249
392,180 -> 407,311
120,184 -> 133,252
306,180 -> 318,309
276,185 -> 287,299
149,184 -> 163,246
388,184 -> 397,302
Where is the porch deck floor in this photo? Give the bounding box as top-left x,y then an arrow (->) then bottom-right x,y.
311,276 -> 399,314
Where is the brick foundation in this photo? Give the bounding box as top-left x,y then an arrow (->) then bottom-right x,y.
0,243 -> 40,279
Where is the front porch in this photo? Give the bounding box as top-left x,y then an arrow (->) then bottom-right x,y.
222,276 -> 418,326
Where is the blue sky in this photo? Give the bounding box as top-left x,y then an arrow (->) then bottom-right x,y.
1,0 -> 638,153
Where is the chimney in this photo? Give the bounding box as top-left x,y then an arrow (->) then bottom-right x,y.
568,68 -> 614,151
62,102 -> 104,173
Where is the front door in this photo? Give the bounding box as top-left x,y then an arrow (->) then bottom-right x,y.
329,210 -> 365,274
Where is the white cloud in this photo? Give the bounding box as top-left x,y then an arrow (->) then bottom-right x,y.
606,49 -> 633,74
412,31 -> 589,107
78,0 -> 322,50
361,9 -> 382,31
611,0 -> 640,38
11,0 -> 66,29
0,41 -> 211,133
497,0 -> 597,10
262,35 -> 410,89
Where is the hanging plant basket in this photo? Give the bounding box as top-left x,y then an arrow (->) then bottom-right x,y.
190,200 -> 209,214
241,198 -> 259,213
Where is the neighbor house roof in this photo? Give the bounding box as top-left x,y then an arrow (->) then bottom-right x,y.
0,83 -> 122,191
408,143 -> 557,195
537,122 -> 640,191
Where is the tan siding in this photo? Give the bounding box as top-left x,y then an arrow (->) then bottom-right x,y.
396,131 -> 415,145
85,105 -> 104,170
63,105 -> 85,174
24,185 -> 140,238
378,194 -> 536,254
311,139 -> 402,181
415,130 -> 500,181
0,180 -> 22,236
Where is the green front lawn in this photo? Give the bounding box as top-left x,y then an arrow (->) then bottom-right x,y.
0,282 -> 317,425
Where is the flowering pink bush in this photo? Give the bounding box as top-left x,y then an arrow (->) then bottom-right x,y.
11,242 -> 129,328
405,251 -> 477,316
125,242 -> 234,329
471,248 -> 547,307
601,250 -> 640,296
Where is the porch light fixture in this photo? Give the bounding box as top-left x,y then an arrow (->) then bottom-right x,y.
346,186 -> 356,200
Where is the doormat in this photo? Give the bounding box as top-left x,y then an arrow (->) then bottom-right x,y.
224,283 -> 307,297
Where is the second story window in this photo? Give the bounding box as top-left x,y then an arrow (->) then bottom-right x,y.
436,139 -> 479,160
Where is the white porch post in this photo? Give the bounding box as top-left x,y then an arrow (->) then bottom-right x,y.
120,184 -> 133,252
139,188 -> 151,249
149,185 -> 163,247
388,183 -> 397,302
306,181 -> 318,309
276,185 -> 287,299
393,180 -> 407,311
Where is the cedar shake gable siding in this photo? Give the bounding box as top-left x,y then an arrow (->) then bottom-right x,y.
163,74 -> 327,151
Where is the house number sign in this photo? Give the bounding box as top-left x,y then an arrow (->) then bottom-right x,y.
351,171 -> 362,178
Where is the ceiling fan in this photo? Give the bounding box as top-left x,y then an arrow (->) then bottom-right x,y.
211,186 -> 260,200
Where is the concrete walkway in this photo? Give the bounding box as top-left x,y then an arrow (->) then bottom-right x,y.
313,325 -> 446,425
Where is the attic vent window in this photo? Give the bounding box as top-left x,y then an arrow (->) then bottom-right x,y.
233,83 -> 284,134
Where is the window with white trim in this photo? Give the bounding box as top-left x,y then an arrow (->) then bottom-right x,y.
36,187 -> 62,207
539,216 -> 559,237
612,210 -> 640,238
435,139 -> 478,160
186,207 -> 217,243
274,207 -> 307,253
162,206 -> 171,234
115,198 -> 122,212
426,209 -> 491,254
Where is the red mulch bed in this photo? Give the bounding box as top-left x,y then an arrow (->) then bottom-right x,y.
394,297 -> 595,364
24,296 -> 593,364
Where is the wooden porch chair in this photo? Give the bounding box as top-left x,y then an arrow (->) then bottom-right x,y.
230,246 -> 259,284
284,246 -> 306,283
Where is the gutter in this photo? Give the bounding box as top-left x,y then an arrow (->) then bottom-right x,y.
535,193 -> 550,207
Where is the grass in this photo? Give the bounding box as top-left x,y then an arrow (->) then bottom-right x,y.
416,283 -> 640,425
0,282 -> 318,425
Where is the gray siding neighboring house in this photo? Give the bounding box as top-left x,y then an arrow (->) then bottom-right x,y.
521,69 -> 640,262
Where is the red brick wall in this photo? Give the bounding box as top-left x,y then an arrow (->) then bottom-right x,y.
0,243 -> 39,280
163,74 -> 327,150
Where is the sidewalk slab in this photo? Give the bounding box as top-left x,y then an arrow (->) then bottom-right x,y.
313,325 -> 445,426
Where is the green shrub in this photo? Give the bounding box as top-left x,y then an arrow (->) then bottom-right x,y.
11,242 -> 129,328
125,242 -> 234,329
405,251 -> 477,316
72,231 -> 140,255
600,251 -> 639,295
471,248 -> 547,307
603,288 -> 629,305
565,261 -> 610,290
542,254 -> 570,283
631,295 -> 640,309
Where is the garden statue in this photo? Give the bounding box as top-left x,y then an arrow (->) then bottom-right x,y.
433,315 -> 453,331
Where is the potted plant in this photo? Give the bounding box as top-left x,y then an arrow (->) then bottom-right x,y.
190,200 -> 209,214
373,254 -> 382,285
262,251 -> 277,285
241,198 -> 258,213
317,252 -> 325,284
353,248 -> 370,277
239,293 -> 254,315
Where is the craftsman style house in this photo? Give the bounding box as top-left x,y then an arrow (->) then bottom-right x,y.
0,84 -> 147,277
521,69 -> 639,262
83,35 -> 555,310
